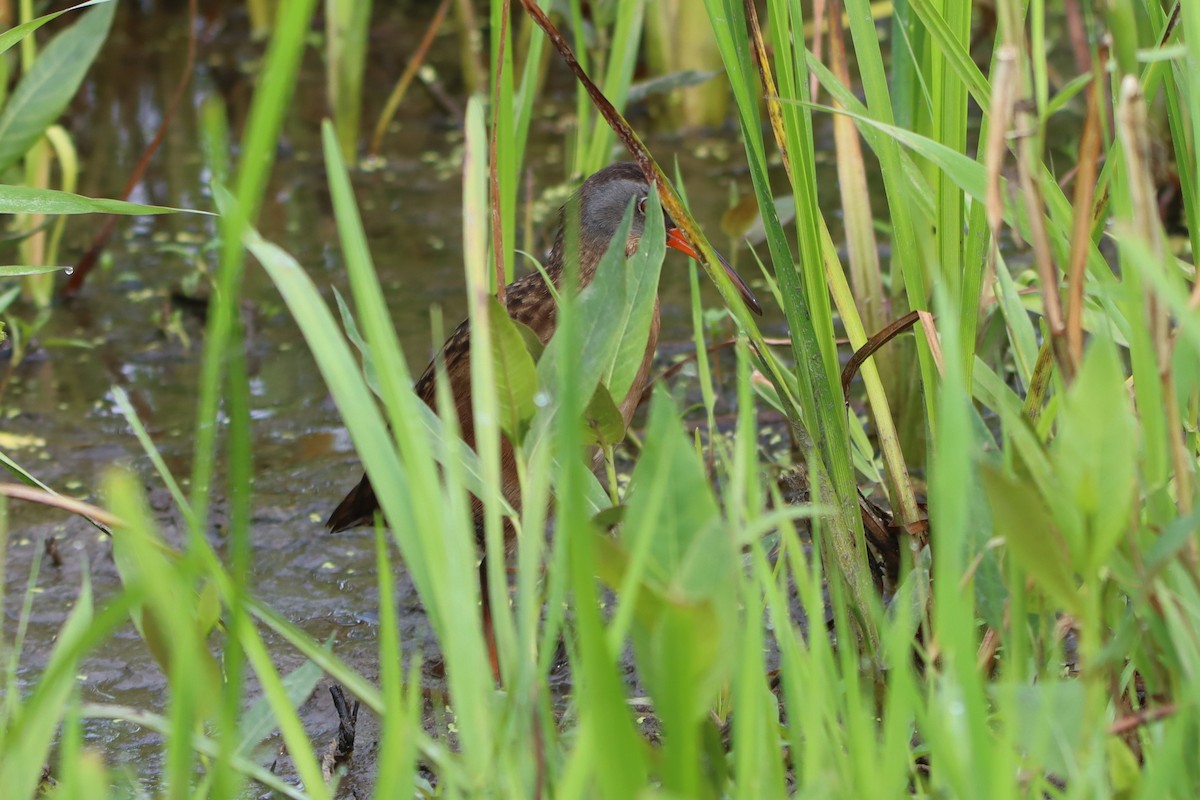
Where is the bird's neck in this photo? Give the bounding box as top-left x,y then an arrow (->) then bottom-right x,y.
546,243 -> 603,290
546,232 -> 635,292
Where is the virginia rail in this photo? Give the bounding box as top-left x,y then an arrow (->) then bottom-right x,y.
326,161 -> 761,535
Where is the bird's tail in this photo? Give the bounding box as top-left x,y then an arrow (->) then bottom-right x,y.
325,474 -> 379,533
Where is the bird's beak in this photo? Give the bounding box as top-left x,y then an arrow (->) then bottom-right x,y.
666,228 -> 763,316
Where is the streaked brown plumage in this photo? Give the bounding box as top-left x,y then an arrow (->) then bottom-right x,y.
326,161 -> 760,534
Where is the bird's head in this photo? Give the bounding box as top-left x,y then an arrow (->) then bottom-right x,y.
554,161 -> 763,315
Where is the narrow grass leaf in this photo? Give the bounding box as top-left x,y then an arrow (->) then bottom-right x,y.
0,571 -> 93,798
78,704 -> 311,800
0,265 -> 69,276
235,657 -> 326,757
0,184 -> 201,216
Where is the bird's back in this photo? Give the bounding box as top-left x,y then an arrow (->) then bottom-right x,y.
326,265 -> 659,533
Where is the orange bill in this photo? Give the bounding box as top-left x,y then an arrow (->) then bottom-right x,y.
666,228 -> 763,316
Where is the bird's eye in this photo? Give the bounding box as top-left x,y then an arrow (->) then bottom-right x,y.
637,196 -> 648,214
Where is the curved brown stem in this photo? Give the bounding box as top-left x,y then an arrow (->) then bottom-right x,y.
840,311 -> 922,401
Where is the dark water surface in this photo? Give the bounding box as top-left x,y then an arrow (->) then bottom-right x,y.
1,4 -> 822,791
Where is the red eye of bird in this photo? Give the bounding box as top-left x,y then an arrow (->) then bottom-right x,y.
637,196 -> 648,214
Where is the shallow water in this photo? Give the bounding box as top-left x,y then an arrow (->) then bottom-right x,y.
0,3 -> 825,790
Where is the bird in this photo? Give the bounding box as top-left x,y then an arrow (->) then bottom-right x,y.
326,162 -> 760,677
326,161 -> 761,536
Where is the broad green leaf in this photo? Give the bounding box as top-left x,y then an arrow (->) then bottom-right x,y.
991,680 -> 1086,778
486,294 -> 538,443
1050,336 -> 1138,573
512,316 -> 545,360
528,200 -> 634,445
600,389 -> 737,796
623,389 -> 726,593
602,189 -> 666,403
981,464 -> 1079,613
0,184 -> 201,216
594,531 -> 674,629
622,389 -> 736,728
0,1 -> 116,172
528,192 -> 670,466
582,383 -> 625,447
